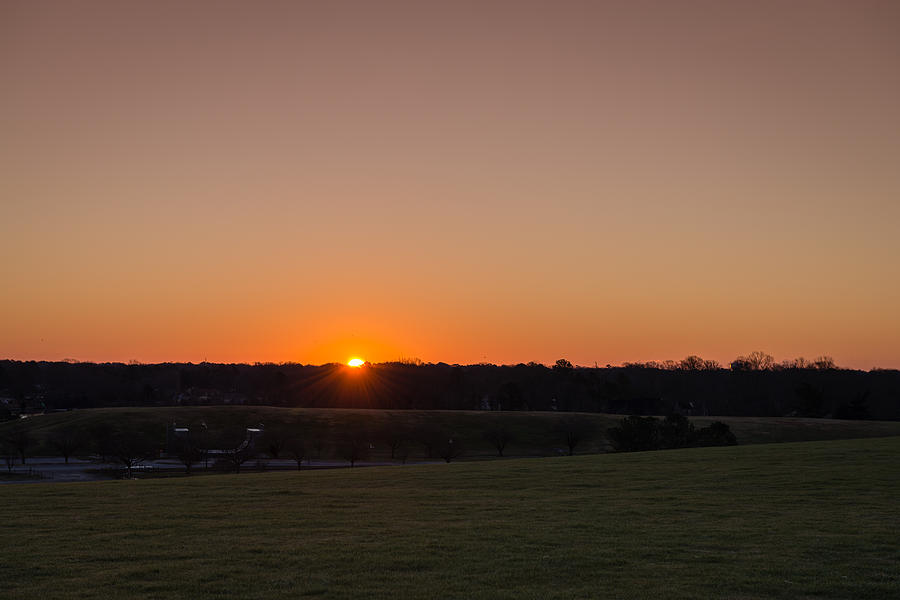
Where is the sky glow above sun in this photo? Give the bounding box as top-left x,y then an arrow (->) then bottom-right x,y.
1,1 -> 899,369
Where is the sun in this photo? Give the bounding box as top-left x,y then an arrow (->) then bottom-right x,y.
347,358 -> 365,367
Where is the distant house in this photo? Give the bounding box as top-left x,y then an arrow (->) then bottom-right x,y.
672,398 -> 696,416
165,423 -> 263,455
174,387 -> 247,406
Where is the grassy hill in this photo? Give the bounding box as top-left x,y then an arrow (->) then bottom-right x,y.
2,406 -> 900,460
1,436 -> 898,599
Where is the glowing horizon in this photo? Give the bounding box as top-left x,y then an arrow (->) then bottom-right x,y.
2,1 -> 899,371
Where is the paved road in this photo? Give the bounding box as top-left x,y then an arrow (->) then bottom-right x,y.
1,456 -> 442,484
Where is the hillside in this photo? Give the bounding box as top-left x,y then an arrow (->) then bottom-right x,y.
1,437 -> 898,599
4,407 -> 900,459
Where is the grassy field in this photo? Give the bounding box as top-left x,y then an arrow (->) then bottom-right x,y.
4,406 -> 900,459
1,436 -> 898,599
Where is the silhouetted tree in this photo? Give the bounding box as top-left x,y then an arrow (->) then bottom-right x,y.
417,425 -> 444,459
679,355 -> 720,371
482,420 -> 513,456
264,434 -> 285,459
217,428 -> 255,473
437,436 -> 464,463
607,416 -> 661,452
813,356 -> 836,370
286,438 -> 307,470
3,443 -> 15,472
175,436 -> 205,474
5,426 -> 32,465
340,438 -> 369,468
679,355 -> 705,370
4,357 -> 899,421
48,428 -> 84,464
394,441 -> 411,464
731,351 -> 775,371
780,357 -> 811,370
659,414 -> 695,449
100,429 -> 158,478
553,359 -> 574,371
552,359 -> 579,411
556,416 -> 594,455
221,446 -> 253,473
377,421 -> 410,460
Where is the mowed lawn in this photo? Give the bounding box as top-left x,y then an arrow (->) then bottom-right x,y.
1,438 -> 899,599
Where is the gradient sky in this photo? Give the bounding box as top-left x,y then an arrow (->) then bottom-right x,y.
2,0 -> 899,369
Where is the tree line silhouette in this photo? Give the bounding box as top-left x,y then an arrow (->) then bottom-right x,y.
1,353 -> 897,420
3,411 -> 737,478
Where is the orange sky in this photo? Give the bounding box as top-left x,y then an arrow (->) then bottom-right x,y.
2,1 -> 899,369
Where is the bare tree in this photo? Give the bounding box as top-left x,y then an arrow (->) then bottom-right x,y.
6,426 -> 32,465
175,437 -> 203,474
3,443 -> 15,472
557,416 -> 595,456
377,421 -> 410,460
287,438 -> 307,470
482,421 -> 513,457
264,434 -> 285,459
48,428 -> 84,464
216,429 -> 255,473
417,425 -> 444,459
813,355 -> 836,370
99,429 -> 158,478
438,436 -> 464,463
221,445 -> 254,473
679,355 -> 721,371
731,351 -> 775,371
781,357 -> 810,370
339,438 -> 370,468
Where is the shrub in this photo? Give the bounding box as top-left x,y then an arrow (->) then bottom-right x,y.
608,415 -> 737,452
694,422 -> 737,446
607,416 -> 660,452
659,414 -> 695,449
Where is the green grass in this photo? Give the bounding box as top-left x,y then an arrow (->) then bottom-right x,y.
5,406 -> 900,459
1,437 -> 898,599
